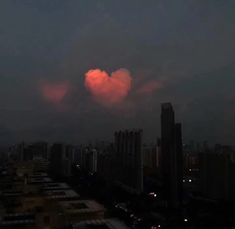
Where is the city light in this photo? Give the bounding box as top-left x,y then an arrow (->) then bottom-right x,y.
149,192 -> 157,197
151,225 -> 161,229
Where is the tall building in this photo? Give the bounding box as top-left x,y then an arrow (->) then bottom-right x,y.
49,143 -> 74,178
143,142 -> 160,170
161,103 -> 183,208
97,143 -> 115,181
199,152 -> 235,201
175,123 -> 183,205
114,129 -> 143,194
75,146 -> 98,173
89,149 -> 98,173
15,142 -> 49,161
31,142 -> 49,159
143,140 -> 161,177
49,143 -> 65,177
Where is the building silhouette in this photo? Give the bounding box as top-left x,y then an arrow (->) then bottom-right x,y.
49,143 -> 74,178
199,152 -> 235,201
161,103 -> 183,208
114,129 -> 143,194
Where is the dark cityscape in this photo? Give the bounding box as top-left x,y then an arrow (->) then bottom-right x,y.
0,1 -> 235,229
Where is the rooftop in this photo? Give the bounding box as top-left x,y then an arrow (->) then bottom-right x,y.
0,213 -> 35,226
72,218 -> 129,229
59,200 -> 104,213
42,182 -> 70,191
45,189 -> 79,200
28,176 -> 52,184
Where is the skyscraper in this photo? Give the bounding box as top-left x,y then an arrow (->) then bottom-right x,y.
175,123 -> 183,205
161,103 -> 183,208
114,129 -> 143,194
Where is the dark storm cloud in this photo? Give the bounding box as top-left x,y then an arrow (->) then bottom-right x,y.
0,0 -> 234,144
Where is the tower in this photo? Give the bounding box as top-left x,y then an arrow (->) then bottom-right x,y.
161,103 -> 183,208
114,129 -> 143,194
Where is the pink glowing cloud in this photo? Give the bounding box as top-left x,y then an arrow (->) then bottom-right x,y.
40,80 -> 70,104
137,80 -> 163,95
84,68 -> 132,106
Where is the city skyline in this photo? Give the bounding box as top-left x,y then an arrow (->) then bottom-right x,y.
1,103 -> 235,228
1,1 -> 235,228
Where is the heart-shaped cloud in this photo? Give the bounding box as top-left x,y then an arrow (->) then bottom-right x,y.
84,68 -> 132,106
40,80 -> 70,104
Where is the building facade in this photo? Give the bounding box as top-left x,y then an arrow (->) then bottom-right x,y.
114,129 -> 143,194
161,103 -> 183,208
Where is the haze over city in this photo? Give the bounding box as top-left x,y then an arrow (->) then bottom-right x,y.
0,0 -> 234,145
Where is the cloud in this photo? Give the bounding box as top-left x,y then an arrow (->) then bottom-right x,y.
84,68 -> 132,107
39,80 -> 70,104
137,80 -> 163,95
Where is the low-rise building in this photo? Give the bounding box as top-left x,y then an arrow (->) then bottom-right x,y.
72,218 -> 129,229
59,200 -> 105,224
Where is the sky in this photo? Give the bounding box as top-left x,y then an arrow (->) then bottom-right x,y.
0,0 -> 235,145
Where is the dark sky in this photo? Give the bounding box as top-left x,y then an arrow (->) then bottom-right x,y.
0,0 -> 235,145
